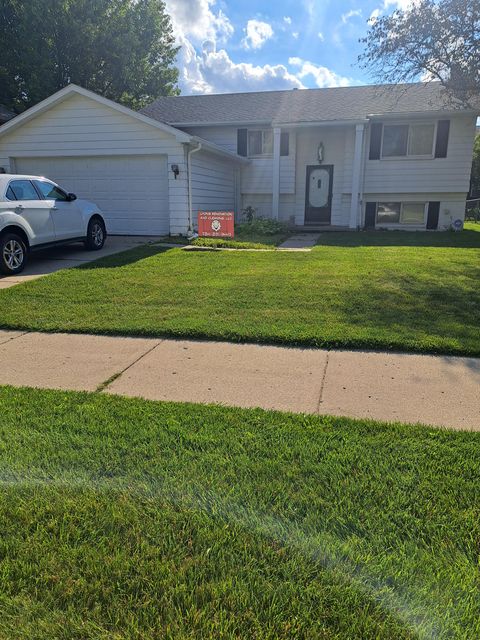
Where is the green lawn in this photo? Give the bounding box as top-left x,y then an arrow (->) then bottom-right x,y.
0,386 -> 479,639
0,224 -> 479,355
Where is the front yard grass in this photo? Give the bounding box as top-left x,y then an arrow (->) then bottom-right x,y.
0,385 -> 479,639
0,224 -> 479,355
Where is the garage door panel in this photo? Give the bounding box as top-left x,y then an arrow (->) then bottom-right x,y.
15,155 -> 169,235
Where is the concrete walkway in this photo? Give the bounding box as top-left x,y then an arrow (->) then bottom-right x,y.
0,329 -> 478,430
279,233 -> 320,249
0,236 -> 162,289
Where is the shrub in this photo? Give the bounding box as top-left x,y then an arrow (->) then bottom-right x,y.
238,217 -> 289,236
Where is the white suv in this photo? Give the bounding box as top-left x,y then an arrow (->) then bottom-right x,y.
0,174 -> 107,275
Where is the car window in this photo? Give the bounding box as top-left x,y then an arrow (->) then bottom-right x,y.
33,180 -> 68,201
5,186 -> 17,200
8,180 -> 40,201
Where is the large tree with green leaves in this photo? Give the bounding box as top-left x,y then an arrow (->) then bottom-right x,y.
470,134 -> 480,197
0,0 -> 179,113
359,0 -> 480,107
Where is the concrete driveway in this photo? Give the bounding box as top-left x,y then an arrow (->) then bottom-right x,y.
0,236 -> 160,289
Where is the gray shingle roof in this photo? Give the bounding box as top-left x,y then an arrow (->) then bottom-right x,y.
141,82 -> 475,127
0,105 -> 15,124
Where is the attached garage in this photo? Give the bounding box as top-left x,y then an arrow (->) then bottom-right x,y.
0,84 -> 247,236
14,154 -> 169,235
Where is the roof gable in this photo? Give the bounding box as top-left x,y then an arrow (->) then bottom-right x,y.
0,84 -> 191,142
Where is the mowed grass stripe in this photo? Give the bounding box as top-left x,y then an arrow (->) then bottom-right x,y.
0,386 -> 479,638
0,227 -> 479,355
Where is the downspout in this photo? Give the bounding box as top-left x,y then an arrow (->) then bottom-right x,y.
187,142 -> 202,234
358,123 -> 368,228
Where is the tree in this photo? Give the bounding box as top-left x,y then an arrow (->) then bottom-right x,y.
359,0 -> 480,107
0,0 -> 180,113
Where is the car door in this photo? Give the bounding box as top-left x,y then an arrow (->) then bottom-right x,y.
33,180 -> 84,240
5,179 -> 55,245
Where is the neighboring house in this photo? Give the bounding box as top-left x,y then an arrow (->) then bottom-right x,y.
0,82 -> 477,235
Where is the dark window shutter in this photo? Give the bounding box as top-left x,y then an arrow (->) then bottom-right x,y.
280,132 -> 289,156
365,202 -> 377,229
426,202 -> 440,229
369,123 -> 383,160
435,120 -> 450,158
237,128 -> 247,156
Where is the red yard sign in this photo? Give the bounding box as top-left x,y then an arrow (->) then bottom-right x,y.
198,211 -> 234,238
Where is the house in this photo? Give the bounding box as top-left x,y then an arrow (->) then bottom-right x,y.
0,82 -> 477,235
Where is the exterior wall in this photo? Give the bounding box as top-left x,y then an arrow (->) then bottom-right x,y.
0,92 -> 192,235
363,115 -> 477,194
362,193 -> 467,231
294,126 -> 351,226
183,126 -> 237,154
190,149 -> 236,225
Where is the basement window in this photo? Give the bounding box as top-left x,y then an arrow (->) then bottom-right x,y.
376,202 -> 426,225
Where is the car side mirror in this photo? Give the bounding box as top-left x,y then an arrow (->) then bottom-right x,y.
67,193 -> 77,201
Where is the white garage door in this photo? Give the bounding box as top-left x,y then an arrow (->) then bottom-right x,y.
15,155 -> 170,235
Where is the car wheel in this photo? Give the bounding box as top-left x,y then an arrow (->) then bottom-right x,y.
85,217 -> 106,250
0,233 -> 28,275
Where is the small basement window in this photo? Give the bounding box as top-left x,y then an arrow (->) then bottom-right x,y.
376,202 -> 426,225
248,129 -> 273,157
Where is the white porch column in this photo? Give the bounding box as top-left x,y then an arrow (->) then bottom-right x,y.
349,123 -> 365,229
272,127 -> 281,219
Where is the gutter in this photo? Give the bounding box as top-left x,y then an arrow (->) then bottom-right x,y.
187,142 -> 202,234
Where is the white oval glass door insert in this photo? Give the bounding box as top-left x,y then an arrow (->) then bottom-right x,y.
309,168 -> 330,208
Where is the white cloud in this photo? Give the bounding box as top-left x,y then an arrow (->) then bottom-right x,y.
317,31 -> 324,41
176,42 -> 304,94
283,16 -> 292,24
341,9 -> 362,24
289,57 -> 352,87
292,31 -> 299,39
370,0 -> 417,21
164,0 -> 350,96
242,19 -> 274,49
166,0 -> 233,44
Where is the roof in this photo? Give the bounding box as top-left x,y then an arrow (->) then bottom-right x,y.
0,105 -> 15,124
141,82 -> 478,127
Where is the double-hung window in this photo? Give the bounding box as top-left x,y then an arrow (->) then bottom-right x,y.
382,123 -> 435,158
248,129 -> 273,157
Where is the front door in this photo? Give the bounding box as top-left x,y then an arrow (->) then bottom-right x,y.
305,165 -> 333,225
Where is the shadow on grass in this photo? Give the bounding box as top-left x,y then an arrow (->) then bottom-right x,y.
314,228 -> 480,249
74,244 -> 177,270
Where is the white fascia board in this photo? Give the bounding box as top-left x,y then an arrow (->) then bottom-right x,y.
0,84 -> 192,143
189,136 -> 250,165
273,119 -> 369,128
367,109 -> 479,120
170,121 -> 272,127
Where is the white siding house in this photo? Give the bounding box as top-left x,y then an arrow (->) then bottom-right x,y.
0,82 -> 477,235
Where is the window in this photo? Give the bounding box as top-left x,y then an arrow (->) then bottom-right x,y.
376,202 -> 426,225
34,180 -> 68,201
382,123 -> 435,158
5,186 -> 16,200
408,124 -> 435,156
382,125 -> 408,157
377,202 -> 401,224
400,203 -> 425,224
248,129 -> 273,156
7,180 -> 40,201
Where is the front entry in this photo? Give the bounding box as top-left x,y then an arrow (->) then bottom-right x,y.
304,164 -> 333,225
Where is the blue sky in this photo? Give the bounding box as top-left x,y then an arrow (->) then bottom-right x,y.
165,0 -> 412,94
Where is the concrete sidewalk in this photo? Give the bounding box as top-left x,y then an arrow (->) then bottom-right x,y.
0,329 -> 478,430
